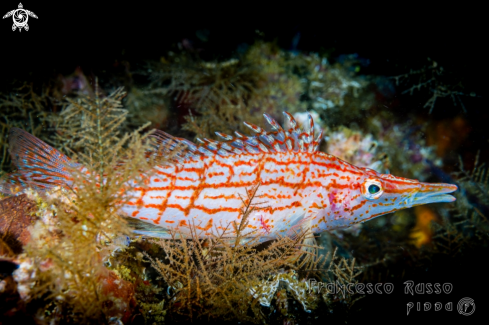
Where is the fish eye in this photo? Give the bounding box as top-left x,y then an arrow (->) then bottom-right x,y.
368,184 -> 381,194
362,179 -> 383,200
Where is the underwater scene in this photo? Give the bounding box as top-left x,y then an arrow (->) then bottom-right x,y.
0,4 -> 487,325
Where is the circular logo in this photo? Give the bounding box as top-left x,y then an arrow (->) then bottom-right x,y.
457,297 -> 475,316
13,10 -> 28,27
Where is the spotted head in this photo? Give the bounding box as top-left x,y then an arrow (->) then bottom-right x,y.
314,165 -> 457,231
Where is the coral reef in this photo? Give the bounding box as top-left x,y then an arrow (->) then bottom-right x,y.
0,39 -> 485,324
391,58 -> 477,113
0,83 -> 56,174
324,127 -> 379,170
144,50 -> 267,139
429,153 -> 489,256
367,115 -> 442,181
0,194 -> 37,254
141,184 -> 319,322
1,84 -> 172,323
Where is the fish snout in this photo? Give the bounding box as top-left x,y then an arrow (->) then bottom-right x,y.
414,182 -> 458,205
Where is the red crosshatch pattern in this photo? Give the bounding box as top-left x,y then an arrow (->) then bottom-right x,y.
2,113 -> 457,240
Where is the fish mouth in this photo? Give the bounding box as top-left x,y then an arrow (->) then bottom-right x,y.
413,182 -> 458,205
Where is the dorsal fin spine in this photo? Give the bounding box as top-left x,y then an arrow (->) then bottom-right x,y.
243,121 -> 263,133
273,143 -> 282,152
215,132 -> 233,141
148,112 -> 323,160
258,143 -> 269,153
245,138 -> 259,146
221,143 -> 233,151
306,113 -> 315,139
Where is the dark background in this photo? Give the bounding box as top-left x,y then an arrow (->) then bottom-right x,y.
1,2 -> 486,95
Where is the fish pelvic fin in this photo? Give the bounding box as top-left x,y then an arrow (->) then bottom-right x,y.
0,128 -> 79,195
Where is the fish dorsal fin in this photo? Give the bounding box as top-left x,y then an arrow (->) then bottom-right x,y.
149,112 -> 323,160
147,130 -> 200,161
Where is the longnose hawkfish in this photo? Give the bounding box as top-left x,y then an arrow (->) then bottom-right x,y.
1,113 -> 457,241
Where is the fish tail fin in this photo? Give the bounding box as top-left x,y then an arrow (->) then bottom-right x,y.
0,128 -> 78,195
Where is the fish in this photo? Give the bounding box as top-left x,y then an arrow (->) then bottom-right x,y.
0,112 -> 457,241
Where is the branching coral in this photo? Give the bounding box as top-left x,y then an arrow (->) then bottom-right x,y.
125,87 -> 171,130
367,116 -> 441,181
142,183 -> 325,322
391,58 -> 477,113
316,248 -> 364,309
48,84 -> 130,159
429,153 -> 489,256
0,39 -> 480,324
147,52 -> 265,139
139,42 -> 304,140
8,83 -> 173,323
250,247 -> 366,322
0,83 -> 58,173
132,42 -> 375,145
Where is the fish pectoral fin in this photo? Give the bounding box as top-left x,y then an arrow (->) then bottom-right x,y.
300,217 -> 319,252
288,215 -> 322,264
284,209 -> 319,238
279,211 -> 308,238
301,233 -> 319,253
125,216 -> 175,239
220,236 -> 274,247
132,229 -> 173,239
